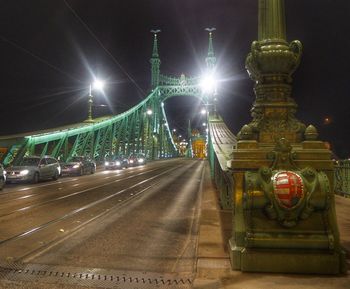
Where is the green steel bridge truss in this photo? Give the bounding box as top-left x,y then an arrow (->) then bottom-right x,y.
0,31 -> 215,166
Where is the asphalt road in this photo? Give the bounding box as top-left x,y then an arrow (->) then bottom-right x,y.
1,159 -> 350,289
0,158 -> 205,275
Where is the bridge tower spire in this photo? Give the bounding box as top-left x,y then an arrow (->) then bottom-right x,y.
205,28 -> 216,69
150,29 -> 161,90
205,28 -> 218,116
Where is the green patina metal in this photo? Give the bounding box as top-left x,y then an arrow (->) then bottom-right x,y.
334,160 -> 350,197
207,114 -> 236,210
228,0 -> 346,274
0,30 -> 216,166
205,29 -> 216,70
0,88 -> 178,164
0,3 -> 343,275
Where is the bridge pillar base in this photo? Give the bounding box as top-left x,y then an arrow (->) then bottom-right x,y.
228,138 -> 347,275
228,238 -> 346,274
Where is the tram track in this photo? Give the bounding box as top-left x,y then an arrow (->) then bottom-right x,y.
20,182 -> 165,262
0,166 -> 164,218
23,159 -> 202,268
0,176 -> 82,197
0,162 -> 185,243
0,163 -> 189,261
0,160 -> 173,202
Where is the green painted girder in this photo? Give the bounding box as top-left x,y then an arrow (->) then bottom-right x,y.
0,30 -> 218,165
0,87 -> 178,165
51,137 -> 67,159
159,75 -> 200,87
93,126 -> 112,159
2,140 -> 29,166
158,85 -> 207,103
160,103 -> 176,157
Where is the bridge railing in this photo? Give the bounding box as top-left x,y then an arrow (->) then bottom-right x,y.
208,114 -> 237,209
334,159 -> 350,197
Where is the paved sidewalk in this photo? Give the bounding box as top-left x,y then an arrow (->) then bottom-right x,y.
194,163 -> 350,289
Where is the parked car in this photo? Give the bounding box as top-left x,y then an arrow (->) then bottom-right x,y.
104,155 -> 128,169
128,153 -> 146,166
6,156 -> 61,183
61,156 -> 96,176
0,164 -> 6,190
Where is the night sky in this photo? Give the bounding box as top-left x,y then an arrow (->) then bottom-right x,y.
1,1 -> 350,157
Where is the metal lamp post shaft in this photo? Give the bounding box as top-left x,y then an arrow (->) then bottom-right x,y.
87,84 -> 93,122
258,0 -> 286,41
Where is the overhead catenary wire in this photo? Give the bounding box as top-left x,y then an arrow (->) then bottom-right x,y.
0,35 -> 84,84
63,0 -> 146,99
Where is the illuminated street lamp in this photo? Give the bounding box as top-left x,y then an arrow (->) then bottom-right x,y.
200,73 -> 217,95
86,79 -> 105,123
93,79 -> 104,91
146,109 -> 153,115
200,108 -> 207,115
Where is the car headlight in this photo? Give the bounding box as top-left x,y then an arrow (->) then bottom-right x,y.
20,169 -> 29,176
129,160 -> 134,164
116,161 -> 121,166
105,162 -> 109,166
73,164 -> 80,169
138,158 -> 144,163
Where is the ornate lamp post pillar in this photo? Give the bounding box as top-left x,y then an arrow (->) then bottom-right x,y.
229,0 -> 346,274
240,0 -> 304,143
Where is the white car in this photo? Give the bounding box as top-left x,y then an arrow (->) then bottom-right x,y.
6,156 -> 61,183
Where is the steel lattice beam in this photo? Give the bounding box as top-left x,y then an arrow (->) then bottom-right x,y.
0,31 -> 217,165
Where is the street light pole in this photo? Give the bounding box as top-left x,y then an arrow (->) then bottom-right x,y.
86,84 -> 94,122
85,80 -> 105,123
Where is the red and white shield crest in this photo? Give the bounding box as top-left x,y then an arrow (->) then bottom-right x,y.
272,171 -> 304,209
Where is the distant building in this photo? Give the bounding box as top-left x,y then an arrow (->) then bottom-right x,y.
191,129 -> 206,159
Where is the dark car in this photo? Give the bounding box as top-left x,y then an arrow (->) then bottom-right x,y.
128,154 -> 139,166
128,154 -> 146,166
104,155 -> 128,169
136,154 -> 146,165
0,164 -> 6,189
61,156 -> 96,176
6,156 -> 60,183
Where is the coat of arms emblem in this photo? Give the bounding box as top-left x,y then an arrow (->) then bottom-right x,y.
272,171 -> 304,209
